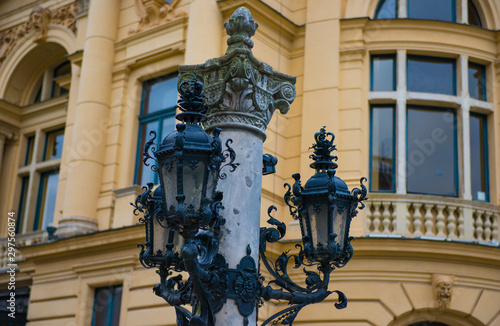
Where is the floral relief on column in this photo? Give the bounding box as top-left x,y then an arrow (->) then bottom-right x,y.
129,0 -> 186,34
0,3 -> 77,67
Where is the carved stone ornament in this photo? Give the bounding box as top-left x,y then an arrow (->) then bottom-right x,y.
129,0 -> 186,34
432,274 -> 455,308
0,3 -> 77,67
179,7 -> 296,140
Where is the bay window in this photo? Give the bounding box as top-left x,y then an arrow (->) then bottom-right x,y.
369,51 -> 492,201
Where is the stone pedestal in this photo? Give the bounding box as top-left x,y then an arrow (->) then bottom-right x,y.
179,7 -> 296,325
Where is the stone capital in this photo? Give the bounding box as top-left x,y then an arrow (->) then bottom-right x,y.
179,7 -> 296,140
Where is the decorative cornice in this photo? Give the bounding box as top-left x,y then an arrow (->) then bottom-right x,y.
179,7 -> 296,140
0,3 -> 77,67
129,0 -> 186,34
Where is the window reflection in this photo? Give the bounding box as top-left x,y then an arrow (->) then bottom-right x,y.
407,107 -> 457,196
470,114 -> 488,201
371,55 -> 396,91
44,129 -> 64,161
370,107 -> 394,191
35,171 -> 59,230
375,0 -> 397,19
407,56 -> 456,95
468,62 -> 486,101
408,0 -> 455,22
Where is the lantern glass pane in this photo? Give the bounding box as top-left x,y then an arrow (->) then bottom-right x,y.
183,160 -> 206,212
152,220 -> 180,257
332,204 -> 349,251
161,160 -> 177,214
205,168 -> 218,201
308,202 -> 329,248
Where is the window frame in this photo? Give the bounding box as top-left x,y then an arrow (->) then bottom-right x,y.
134,73 -> 178,185
369,50 -> 492,200
468,61 -> 486,101
91,285 -> 123,326
407,0 -> 456,23
405,105 -> 459,197
406,54 -> 457,96
469,112 -> 489,202
370,54 -> 397,92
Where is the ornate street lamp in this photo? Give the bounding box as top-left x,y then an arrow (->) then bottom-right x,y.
133,78 -> 368,326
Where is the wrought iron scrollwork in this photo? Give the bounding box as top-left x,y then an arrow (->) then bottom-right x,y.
257,209 -> 348,326
219,139 -> 239,180
143,131 -> 159,172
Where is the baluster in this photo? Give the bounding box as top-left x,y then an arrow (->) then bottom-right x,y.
381,202 -> 391,234
457,208 -> 465,239
474,210 -> 484,241
367,202 -> 374,232
436,204 -> 446,238
412,203 -> 423,237
372,202 -> 381,233
446,207 -> 457,239
405,203 -> 411,236
424,204 -> 434,236
491,213 -> 499,244
483,212 -> 492,243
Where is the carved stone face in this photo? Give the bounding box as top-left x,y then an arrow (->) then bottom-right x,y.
436,280 -> 452,302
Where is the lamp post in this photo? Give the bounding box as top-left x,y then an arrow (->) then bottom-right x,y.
132,6 -> 368,326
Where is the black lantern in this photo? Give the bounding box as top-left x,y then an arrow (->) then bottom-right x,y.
285,127 -> 367,268
142,76 -> 231,239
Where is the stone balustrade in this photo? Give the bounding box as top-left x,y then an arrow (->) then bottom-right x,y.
366,194 -> 500,245
0,230 -> 45,270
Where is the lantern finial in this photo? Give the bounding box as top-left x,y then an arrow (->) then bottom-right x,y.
309,126 -> 338,171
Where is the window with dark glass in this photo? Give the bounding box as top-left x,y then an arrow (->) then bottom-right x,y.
92,285 -> 122,326
468,62 -> 486,101
470,113 -> 488,201
16,176 -> 29,234
407,107 -> 457,196
468,0 -> 482,27
370,107 -> 395,191
25,135 -> 34,165
136,73 -> 178,185
407,56 -> 456,95
34,170 -> 59,231
44,129 -> 64,161
371,55 -> 396,91
408,0 -> 455,22
375,0 -> 397,19
51,61 -> 70,98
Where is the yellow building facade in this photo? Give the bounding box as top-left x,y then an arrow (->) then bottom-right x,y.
0,0 -> 499,325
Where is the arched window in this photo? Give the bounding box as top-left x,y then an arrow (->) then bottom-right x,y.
374,0 -> 484,27
375,0 -> 397,19
32,60 -> 71,104
468,0 -> 483,27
